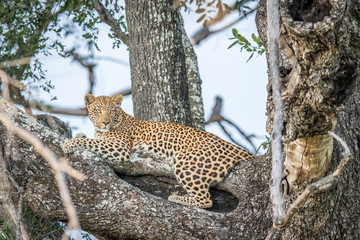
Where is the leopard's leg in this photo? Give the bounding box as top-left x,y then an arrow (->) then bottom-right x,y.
63,137 -> 132,162
168,158 -> 213,208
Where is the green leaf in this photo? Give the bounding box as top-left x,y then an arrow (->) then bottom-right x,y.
232,28 -> 239,38
228,40 -> 239,49
246,52 -> 254,62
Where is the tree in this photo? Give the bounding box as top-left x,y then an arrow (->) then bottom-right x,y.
0,0 -> 359,239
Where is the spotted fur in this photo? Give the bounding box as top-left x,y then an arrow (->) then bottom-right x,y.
63,94 -> 254,208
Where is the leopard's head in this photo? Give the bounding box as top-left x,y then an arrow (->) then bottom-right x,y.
84,94 -> 124,132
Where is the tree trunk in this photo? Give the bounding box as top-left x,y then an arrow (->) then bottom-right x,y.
256,0 -> 360,238
125,0 -> 205,130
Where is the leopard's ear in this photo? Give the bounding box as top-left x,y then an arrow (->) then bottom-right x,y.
84,94 -> 96,106
111,94 -> 124,106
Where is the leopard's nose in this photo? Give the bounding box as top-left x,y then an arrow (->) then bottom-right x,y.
103,121 -> 110,126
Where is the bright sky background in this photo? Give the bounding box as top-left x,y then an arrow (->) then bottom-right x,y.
36,5 -> 268,153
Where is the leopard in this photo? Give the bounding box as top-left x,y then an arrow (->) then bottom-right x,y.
63,94 -> 254,208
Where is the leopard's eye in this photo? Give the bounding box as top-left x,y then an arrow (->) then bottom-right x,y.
93,107 -> 101,114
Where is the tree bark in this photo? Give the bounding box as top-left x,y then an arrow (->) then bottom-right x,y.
125,0 -> 205,130
257,0 -> 360,238
257,0 -> 360,190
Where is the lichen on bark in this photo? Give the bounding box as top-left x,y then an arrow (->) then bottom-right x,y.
125,0 -> 205,130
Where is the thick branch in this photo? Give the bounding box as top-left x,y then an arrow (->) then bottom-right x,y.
0,112 -> 84,238
0,97 -> 272,239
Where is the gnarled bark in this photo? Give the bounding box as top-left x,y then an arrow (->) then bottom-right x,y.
257,0 -> 360,189
257,0 -> 360,238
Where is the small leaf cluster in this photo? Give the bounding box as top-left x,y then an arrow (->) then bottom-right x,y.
177,0 -> 258,27
228,28 -> 265,62
255,135 -> 270,155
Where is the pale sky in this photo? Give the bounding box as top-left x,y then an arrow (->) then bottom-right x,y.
36,7 -> 268,153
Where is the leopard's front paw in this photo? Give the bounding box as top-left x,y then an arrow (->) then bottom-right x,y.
62,139 -> 76,154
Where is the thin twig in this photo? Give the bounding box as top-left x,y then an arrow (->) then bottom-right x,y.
217,121 -> 250,151
66,50 -> 96,94
0,114 -> 86,181
191,8 -> 257,45
15,187 -> 24,240
265,226 -> 277,240
206,96 -> 257,153
26,89 -> 131,116
222,119 -> 257,153
0,163 -> 24,240
0,152 -> 30,239
267,0 -> 285,225
94,56 -> 129,67
266,131 -> 353,239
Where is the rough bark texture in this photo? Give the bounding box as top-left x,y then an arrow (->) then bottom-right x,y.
257,0 -> 360,189
257,0 -> 360,238
125,0 -> 205,130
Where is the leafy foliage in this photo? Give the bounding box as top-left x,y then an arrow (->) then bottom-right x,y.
228,28 -> 265,62
0,218 -> 14,240
0,0 -> 127,93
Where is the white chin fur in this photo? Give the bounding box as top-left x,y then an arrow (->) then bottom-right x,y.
96,128 -> 110,132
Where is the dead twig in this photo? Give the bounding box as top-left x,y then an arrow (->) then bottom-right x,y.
206,96 -> 257,153
66,50 -> 96,94
267,0 -> 285,225
0,163 -> 26,240
266,131 -> 353,239
27,88 -> 131,116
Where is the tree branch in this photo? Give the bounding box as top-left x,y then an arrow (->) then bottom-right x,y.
267,0 -> 285,225
26,89 -> 131,116
0,57 -> 33,68
66,50 -> 96,94
191,7 -> 257,45
91,0 -> 129,45
206,96 -> 258,153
